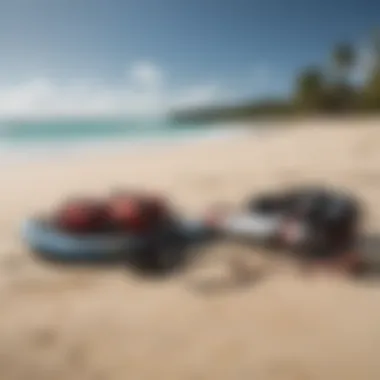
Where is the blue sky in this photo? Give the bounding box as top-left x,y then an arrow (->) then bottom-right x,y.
0,0 -> 378,117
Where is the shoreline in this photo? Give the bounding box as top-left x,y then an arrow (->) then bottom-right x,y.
2,113 -> 372,169
0,124 -> 251,169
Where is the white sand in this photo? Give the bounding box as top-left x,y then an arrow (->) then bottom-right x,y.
2,118 -> 380,380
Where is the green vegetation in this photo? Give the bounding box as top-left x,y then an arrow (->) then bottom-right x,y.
170,99 -> 293,123
170,31 -> 380,123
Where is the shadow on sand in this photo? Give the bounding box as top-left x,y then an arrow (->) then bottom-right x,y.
30,237 -> 214,279
185,271 -> 266,296
186,233 -> 380,296
27,231 -> 380,292
356,233 -> 380,278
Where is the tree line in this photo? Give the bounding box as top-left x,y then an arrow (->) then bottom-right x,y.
170,32 -> 380,123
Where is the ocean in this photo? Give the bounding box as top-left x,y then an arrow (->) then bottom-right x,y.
0,117 -> 242,165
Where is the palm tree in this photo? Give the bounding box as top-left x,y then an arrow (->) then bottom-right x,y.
361,30 -> 380,109
371,29 -> 380,65
294,67 -> 326,111
328,43 -> 357,111
331,43 -> 355,83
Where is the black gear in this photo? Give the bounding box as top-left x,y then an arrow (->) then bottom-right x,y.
283,188 -> 360,258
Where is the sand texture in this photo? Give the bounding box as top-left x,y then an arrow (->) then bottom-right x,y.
1,118 -> 380,380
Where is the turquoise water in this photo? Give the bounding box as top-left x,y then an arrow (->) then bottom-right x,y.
0,118 -> 210,143
0,117 -> 235,164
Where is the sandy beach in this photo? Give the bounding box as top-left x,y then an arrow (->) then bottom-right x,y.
2,117 -> 380,380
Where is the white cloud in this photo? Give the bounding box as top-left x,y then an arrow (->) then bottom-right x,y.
128,61 -> 163,90
0,61 -> 231,119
